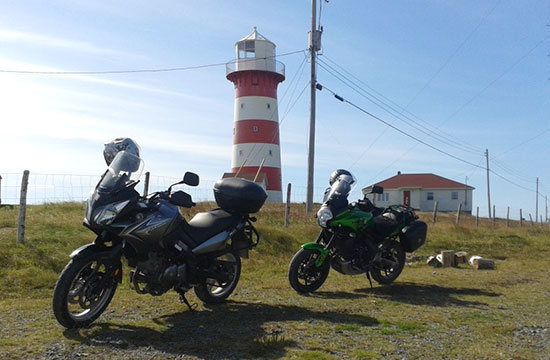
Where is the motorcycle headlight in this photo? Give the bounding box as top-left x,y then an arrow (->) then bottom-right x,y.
317,206 -> 333,227
94,200 -> 130,225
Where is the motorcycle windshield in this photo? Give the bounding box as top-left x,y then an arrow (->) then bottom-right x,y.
97,151 -> 144,193
324,174 -> 356,209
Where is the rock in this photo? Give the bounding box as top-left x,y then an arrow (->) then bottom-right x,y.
427,256 -> 442,268
473,258 -> 495,270
454,251 -> 468,265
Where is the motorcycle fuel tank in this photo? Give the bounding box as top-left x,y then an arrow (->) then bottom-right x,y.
329,208 -> 374,232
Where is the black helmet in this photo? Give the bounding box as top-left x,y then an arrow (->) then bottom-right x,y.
103,138 -> 140,166
329,169 -> 353,186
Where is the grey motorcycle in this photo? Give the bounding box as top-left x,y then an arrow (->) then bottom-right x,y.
53,150 -> 266,328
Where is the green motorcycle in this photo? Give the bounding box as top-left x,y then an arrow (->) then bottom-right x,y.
288,170 -> 427,293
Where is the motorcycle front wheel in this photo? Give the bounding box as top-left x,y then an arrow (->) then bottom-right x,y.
52,253 -> 119,329
288,248 -> 330,293
369,240 -> 405,285
194,251 -> 241,304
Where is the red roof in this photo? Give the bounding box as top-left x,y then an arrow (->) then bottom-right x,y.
367,173 -> 474,190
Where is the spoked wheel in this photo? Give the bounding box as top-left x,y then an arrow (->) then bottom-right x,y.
369,240 -> 406,285
288,248 -> 330,294
194,251 -> 241,304
53,254 -> 119,329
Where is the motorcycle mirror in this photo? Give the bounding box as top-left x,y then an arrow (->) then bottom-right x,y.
370,185 -> 384,194
183,172 -> 199,187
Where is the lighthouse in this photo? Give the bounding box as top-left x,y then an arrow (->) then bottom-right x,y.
226,27 -> 285,203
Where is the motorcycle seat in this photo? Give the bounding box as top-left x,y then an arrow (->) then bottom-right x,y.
184,209 -> 240,245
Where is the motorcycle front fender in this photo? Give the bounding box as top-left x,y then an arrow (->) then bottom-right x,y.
301,242 -> 330,267
70,242 -> 123,283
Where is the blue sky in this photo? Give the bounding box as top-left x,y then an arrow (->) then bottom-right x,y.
0,1 -> 549,218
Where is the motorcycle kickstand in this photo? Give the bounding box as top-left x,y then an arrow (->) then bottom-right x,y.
179,293 -> 197,312
366,271 -> 374,289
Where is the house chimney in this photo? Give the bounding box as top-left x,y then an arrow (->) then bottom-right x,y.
397,171 -> 401,175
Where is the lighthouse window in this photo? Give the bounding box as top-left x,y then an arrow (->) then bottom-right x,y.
239,150 -> 243,156
269,150 -> 273,156
252,126 -> 259,132
267,103 -> 271,109
240,103 -> 244,109
238,40 -> 255,58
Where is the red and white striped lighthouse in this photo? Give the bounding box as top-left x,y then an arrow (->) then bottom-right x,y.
226,27 -> 285,202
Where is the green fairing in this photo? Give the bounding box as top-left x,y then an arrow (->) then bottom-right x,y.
328,209 -> 374,232
301,243 -> 330,267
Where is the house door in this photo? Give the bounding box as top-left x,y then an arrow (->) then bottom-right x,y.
403,191 -> 410,206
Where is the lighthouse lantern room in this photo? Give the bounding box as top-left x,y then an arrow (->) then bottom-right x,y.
226,28 -> 285,202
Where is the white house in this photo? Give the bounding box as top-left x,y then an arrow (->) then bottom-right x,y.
362,172 -> 474,213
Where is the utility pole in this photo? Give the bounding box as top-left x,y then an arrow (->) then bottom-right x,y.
485,149 -> 491,220
536,177 -> 539,224
306,0 -> 321,213
545,195 -> 548,224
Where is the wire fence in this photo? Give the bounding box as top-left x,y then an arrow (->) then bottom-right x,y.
0,172 -> 327,205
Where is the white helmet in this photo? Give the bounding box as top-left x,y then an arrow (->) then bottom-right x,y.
103,138 -> 140,165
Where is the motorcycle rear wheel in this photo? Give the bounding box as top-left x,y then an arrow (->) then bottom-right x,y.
369,240 -> 405,285
52,254 -> 118,329
194,251 -> 241,304
288,248 -> 330,293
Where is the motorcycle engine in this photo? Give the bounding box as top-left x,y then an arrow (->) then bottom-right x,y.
331,232 -> 375,275
130,252 -> 187,296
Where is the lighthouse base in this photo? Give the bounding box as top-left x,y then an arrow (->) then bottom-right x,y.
266,190 -> 283,203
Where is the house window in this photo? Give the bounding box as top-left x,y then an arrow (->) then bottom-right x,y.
451,192 -> 458,200
252,126 -> 258,132
385,193 -> 389,201
427,192 -> 434,201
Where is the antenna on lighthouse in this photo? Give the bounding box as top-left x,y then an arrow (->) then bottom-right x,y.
306,0 -> 323,213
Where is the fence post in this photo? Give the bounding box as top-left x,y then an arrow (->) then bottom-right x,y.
506,206 -> 510,228
529,213 -> 534,227
520,209 -> 523,227
284,183 -> 291,228
492,205 -> 496,227
0,174 -> 2,205
143,171 -> 150,196
456,203 -> 462,226
476,206 -> 479,227
17,170 -> 30,244
432,201 -> 438,224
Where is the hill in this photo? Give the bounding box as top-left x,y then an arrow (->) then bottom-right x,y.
0,203 -> 549,359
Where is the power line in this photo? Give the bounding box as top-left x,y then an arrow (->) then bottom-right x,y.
495,129 -> 550,158
318,83 -> 547,197
405,0 -> 503,107
319,83 -> 484,168
0,49 -> 307,75
317,58 -> 483,155
321,53 -> 480,152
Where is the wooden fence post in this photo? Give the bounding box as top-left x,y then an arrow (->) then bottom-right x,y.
456,203 -> 462,226
506,206 -> 510,228
520,209 -> 523,227
17,170 -> 30,244
143,171 -> 150,196
476,206 -> 479,227
0,174 -> 2,205
529,213 -> 534,227
492,205 -> 496,227
432,201 -> 438,224
284,183 -> 291,227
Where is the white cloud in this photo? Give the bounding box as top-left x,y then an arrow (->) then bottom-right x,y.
0,29 -> 127,56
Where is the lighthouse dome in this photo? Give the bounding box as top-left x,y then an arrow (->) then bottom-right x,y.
227,27 -> 284,76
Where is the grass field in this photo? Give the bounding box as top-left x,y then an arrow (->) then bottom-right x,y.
0,203 -> 549,359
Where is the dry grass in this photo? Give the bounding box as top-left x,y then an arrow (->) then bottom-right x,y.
0,203 -> 549,359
